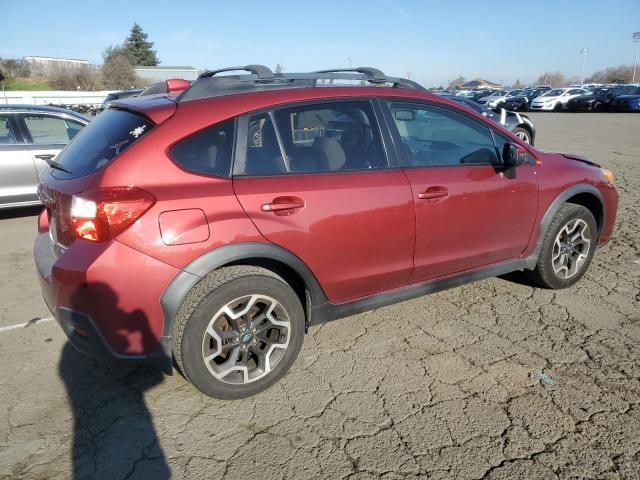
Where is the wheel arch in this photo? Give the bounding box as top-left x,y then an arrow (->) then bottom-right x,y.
160,242 -> 328,338
525,184 -> 605,270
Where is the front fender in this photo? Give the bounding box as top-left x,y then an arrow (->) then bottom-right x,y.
524,183 -> 605,270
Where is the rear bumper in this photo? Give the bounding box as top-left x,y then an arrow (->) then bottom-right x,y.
35,228 -> 176,373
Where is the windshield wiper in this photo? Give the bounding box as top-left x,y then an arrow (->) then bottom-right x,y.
36,154 -> 73,174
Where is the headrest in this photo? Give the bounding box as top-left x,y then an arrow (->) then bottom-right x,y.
312,136 -> 345,171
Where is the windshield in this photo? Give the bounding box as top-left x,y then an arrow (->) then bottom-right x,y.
541,89 -> 564,97
506,89 -> 524,97
52,109 -> 153,179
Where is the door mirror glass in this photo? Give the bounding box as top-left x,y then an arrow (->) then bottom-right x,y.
503,143 -> 527,167
394,110 -> 415,122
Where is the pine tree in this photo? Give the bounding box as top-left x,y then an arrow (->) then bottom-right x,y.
123,23 -> 160,66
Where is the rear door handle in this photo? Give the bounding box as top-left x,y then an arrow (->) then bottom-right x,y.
417,187 -> 449,200
261,196 -> 305,212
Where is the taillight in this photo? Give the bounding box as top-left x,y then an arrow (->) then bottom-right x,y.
70,187 -> 155,242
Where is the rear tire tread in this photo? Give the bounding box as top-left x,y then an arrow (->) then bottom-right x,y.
172,266 -> 286,378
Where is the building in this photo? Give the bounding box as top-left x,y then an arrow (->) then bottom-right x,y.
459,78 -> 503,90
134,66 -> 200,83
23,56 -> 89,75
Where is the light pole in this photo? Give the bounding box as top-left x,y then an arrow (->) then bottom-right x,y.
580,48 -> 589,84
633,32 -> 640,83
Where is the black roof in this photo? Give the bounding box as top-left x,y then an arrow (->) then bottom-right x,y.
178,65 -> 426,102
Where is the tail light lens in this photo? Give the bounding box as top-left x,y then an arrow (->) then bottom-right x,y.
70,187 -> 155,242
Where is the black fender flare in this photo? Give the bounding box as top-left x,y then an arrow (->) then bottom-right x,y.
159,242 -> 328,338
524,183 -> 605,270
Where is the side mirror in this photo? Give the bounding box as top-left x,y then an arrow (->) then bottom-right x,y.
503,143 -> 527,167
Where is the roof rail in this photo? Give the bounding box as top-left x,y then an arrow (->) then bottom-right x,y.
315,67 -> 387,83
178,66 -> 427,102
198,64 -> 274,80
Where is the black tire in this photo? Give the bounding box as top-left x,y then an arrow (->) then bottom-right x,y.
526,204 -> 598,289
512,126 -> 532,144
553,102 -> 563,112
173,266 -> 305,399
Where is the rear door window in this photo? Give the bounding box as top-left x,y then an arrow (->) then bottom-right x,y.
52,109 -> 153,179
23,115 -> 84,145
240,101 -> 387,175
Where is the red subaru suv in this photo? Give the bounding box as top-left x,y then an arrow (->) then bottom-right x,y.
35,66 -> 618,399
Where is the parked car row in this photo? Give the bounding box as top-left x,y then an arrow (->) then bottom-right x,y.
451,84 -> 640,113
438,93 -> 536,144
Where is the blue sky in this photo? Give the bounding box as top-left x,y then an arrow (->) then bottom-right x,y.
3,0 -> 639,87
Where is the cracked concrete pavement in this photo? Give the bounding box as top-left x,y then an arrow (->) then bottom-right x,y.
0,113 -> 639,479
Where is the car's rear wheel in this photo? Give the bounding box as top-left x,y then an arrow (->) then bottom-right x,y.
512,127 -> 532,144
527,203 -> 597,289
173,266 -> 305,399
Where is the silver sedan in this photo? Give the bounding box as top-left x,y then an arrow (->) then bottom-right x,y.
0,105 -> 89,209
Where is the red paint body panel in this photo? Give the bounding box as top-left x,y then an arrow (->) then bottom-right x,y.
404,164 -> 538,282
233,170 -> 415,303
159,209 -> 210,245
39,237 -> 180,355
35,84 -> 619,360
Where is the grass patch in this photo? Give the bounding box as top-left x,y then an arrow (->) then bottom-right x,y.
2,78 -> 54,91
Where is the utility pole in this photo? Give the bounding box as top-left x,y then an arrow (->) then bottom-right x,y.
345,56 -> 352,69
633,32 -> 640,83
406,72 -> 413,80
580,48 -> 589,84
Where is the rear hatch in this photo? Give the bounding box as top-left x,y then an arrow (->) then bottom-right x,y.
39,97 -> 176,254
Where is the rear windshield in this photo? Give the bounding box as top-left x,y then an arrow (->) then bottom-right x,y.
52,109 -> 153,179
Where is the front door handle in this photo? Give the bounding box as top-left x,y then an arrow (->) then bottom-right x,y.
261,196 -> 305,212
35,154 -> 55,160
417,186 -> 449,200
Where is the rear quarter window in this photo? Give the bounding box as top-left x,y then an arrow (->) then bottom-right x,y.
52,109 -> 153,179
170,119 -> 234,177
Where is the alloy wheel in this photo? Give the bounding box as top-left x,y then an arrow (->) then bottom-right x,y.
514,130 -> 531,144
201,294 -> 291,384
551,219 -> 591,279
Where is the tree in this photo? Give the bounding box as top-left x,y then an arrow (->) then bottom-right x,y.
587,64 -> 634,84
447,75 -> 466,90
514,78 -> 523,88
102,46 -> 137,89
533,71 -> 568,87
123,23 -> 159,66
275,63 -> 284,74
51,64 -> 103,90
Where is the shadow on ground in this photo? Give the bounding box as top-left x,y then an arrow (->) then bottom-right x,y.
0,206 -> 43,220
58,283 -> 170,480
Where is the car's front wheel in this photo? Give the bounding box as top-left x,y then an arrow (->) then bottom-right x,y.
527,203 -> 597,289
512,127 -> 532,144
173,266 -> 305,399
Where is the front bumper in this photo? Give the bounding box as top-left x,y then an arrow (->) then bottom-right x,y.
530,103 -> 556,111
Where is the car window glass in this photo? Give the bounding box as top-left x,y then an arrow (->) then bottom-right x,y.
0,115 -> 18,145
171,119 -> 234,177
388,102 -> 499,167
23,115 -> 83,145
52,109 -> 152,179
242,101 -> 387,175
